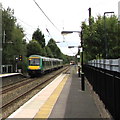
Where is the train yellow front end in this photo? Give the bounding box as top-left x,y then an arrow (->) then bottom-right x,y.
28,55 -> 42,77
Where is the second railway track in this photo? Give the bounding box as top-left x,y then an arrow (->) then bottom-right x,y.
1,66 -> 70,119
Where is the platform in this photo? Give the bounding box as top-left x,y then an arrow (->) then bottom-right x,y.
7,65 -> 110,119
0,73 -> 21,78
1,73 -> 24,87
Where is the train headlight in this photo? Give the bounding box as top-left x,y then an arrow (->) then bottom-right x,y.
28,66 -> 40,70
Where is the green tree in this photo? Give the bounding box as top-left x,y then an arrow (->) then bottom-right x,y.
82,15 -> 120,61
32,28 -> 45,48
47,38 -> 62,58
12,25 -> 26,55
44,46 -> 53,58
2,7 -> 16,43
2,8 -> 26,65
105,16 -> 120,58
27,40 -> 42,57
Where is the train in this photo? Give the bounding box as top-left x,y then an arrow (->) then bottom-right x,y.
70,61 -> 75,65
27,55 -> 63,77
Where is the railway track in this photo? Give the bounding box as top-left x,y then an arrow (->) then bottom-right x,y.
1,66 -> 70,119
2,78 -> 36,94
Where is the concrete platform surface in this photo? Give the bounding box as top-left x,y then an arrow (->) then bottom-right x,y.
7,66 -> 110,119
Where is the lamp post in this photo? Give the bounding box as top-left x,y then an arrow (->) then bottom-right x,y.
0,4 -> 2,74
61,30 -> 85,91
104,12 -> 114,58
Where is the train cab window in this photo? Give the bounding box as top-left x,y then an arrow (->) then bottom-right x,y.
29,58 -> 40,66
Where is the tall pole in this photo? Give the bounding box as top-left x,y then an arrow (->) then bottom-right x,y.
104,14 -> 107,58
61,30 -> 85,91
88,8 -> 92,26
118,2 -> 120,52
0,4 -> 2,119
81,31 -> 85,91
118,1 -> 120,22
0,3 -> 2,74
78,47 -> 80,77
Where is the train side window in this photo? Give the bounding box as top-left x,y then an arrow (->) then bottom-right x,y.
42,60 -> 44,66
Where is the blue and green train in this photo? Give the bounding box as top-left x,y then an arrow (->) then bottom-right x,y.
28,55 -> 63,77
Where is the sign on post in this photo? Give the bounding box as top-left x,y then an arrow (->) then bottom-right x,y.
77,55 -> 80,58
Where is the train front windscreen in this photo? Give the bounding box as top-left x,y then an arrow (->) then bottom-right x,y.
29,58 -> 40,66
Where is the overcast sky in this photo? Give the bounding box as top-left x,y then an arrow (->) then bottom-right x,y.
1,0 -> 120,56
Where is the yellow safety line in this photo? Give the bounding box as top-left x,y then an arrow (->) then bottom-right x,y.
34,74 -> 69,119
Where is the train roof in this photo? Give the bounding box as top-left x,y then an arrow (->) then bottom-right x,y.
29,55 -> 63,61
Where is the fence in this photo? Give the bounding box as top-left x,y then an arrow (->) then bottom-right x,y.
83,65 -> 120,119
0,65 -> 13,74
88,58 -> 120,72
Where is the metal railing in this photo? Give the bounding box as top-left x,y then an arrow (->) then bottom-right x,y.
0,65 -> 13,74
83,65 -> 120,119
88,58 -> 120,72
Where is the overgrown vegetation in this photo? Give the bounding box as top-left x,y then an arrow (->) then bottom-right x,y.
2,8 -> 73,73
81,15 -> 120,61
3,7 -> 119,72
